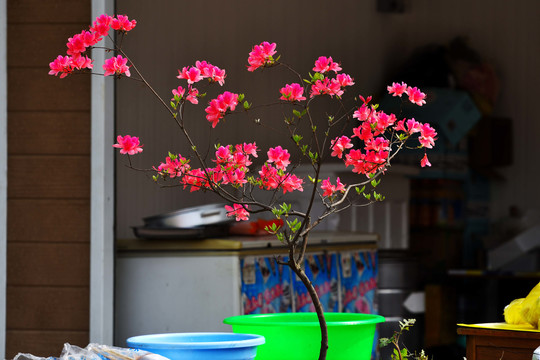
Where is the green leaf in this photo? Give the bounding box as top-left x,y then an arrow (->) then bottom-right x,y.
238,93 -> 245,102
293,109 -> 302,118
379,337 -> 391,348
152,175 -> 158,182
286,218 -> 301,233
363,193 -> 371,200
293,134 -> 303,144
355,185 -> 366,194
314,72 -> 324,80
371,178 -> 380,188
168,152 -> 177,160
243,101 -> 251,110
280,202 -> 291,214
170,101 -> 177,109
191,145 -> 197,151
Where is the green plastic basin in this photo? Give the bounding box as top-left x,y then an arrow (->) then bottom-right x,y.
224,312 -> 385,360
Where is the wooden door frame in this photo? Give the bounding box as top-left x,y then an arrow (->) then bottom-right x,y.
0,0 -> 7,357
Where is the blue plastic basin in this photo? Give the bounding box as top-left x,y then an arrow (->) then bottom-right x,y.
126,332 -> 265,360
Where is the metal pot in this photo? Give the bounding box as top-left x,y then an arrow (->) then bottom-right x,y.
143,203 -> 232,228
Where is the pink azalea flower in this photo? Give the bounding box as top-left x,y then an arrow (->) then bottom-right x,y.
177,66 -> 203,84
365,137 -> 390,152
353,104 -> 372,122
49,55 -> 74,78
225,203 -> 250,221
247,41 -> 277,72
172,86 -> 186,100
196,61 -> 226,85
156,155 -> 190,178
71,55 -> 93,70
91,22 -> 110,37
171,85 -> 199,105
321,178 -> 335,197
215,146 -> 233,164
103,55 -> 130,77
258,164 -> 280,190
111,14 -> 137,32
225,169 -> 248,186
236,142 -> 258,158
91,14 -> 112,37
279,83 -> 306,102
421,153 -> 431,167
96,14 -> 112,25
374,111 -> 396,131
112,135 -> 143,155
387,82 -> 408,97
267,146 -> 290,170
204,91 -> 239,128
336,73 -> 355,87
419,123 -> 437,149
330,136 -> 353,159
66,34 -> 87,56
210,66 -> 226,86
352,123 -> 374,142
313,56 -> 342,74
80,30 -> 100,47
280,173 -> 304,193
185,87 -> 199,104
321,177 -> 346,197
406,86 -> 426,106
182,168 -> 208,192
406,118 -> 422,133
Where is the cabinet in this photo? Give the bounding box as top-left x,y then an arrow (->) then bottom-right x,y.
457,327 -> 540,360
114,232 -> 378,346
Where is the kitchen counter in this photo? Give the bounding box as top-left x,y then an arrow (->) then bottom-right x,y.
117,231 -> 379,254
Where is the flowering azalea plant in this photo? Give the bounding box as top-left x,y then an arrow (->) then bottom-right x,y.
50,13 -> 436,360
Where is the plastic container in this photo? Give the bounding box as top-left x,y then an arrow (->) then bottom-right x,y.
223,312 -> 385,360
126,332 -> 265,360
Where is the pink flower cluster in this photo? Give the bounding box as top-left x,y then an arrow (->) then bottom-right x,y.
309,57 -> 354,98
177,61 -> 226,86
103,55 -> 131,77
172,61 -> 228,114
225,203 -> 250,221
172,86 -> 199,105
205,91 -> 240,128
247,42 -> 277,72
49,14 -> 135,79
387,82 -> 427,106
113,135 -> 143,155
328,85 -> 437,175
143,142 -> 303,214
321,177 -> 346,197
105,37 -> 438,221
280,83 -> 306,102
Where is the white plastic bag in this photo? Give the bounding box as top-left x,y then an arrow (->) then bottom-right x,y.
13,343 -> 170,360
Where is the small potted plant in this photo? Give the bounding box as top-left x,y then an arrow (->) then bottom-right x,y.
49,13 -> 436,360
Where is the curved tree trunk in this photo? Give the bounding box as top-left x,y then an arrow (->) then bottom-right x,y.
289,259 -> 328,360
